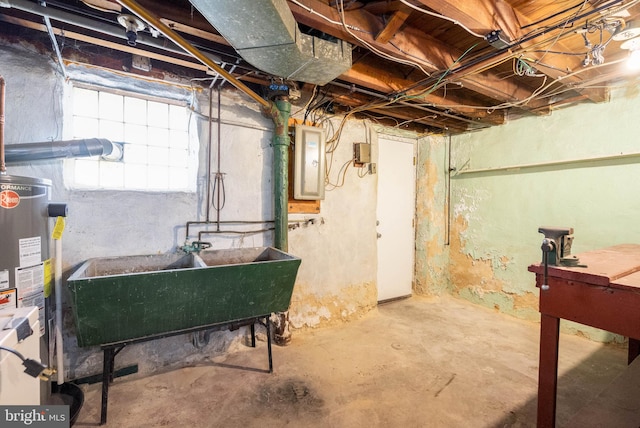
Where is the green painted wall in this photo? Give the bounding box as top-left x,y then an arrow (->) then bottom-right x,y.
415,135 -> 450,295
416,87 -> 640,342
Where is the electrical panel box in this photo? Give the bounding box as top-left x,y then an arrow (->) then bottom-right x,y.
294,124 -> 326,200
354,142 -> 371,164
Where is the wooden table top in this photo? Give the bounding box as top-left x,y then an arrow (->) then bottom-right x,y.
528,244 -> 640,289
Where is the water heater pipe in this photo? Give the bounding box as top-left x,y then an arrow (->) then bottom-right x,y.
4,138 -> 116,163
0,75 -> 6,174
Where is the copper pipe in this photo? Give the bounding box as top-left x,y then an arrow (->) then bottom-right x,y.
115,0 -> 270,109
0,75 -> 6,174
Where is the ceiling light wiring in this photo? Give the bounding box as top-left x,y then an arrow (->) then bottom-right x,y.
535,0 -> 589,64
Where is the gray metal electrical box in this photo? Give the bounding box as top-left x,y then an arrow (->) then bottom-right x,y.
354,142 -> 371,164
294,124 -> 325,200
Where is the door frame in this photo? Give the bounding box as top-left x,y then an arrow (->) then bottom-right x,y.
374,132 -> 417,303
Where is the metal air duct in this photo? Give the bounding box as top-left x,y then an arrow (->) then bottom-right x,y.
5,138 -> 118,163
188,0 -> 352,85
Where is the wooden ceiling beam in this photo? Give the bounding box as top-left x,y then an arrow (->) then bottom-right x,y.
342,60 -> 505,125
413,0 -> 522,41
414,0 -> 609,103
375,4 -> 412,43
78,0 -> 556,114
287,0 -> 545,111
287,0 -> 453,71
0,13 -> 267,88
329,91 -> 470,132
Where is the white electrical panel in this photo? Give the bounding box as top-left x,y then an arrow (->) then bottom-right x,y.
294,124 -> 326,200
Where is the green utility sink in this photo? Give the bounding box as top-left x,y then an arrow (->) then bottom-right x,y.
67,247 -> 301,347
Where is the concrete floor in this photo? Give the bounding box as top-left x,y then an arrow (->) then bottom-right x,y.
74,296 -> 627,428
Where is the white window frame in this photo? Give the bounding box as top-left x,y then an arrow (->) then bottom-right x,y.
65,84 -> 198,192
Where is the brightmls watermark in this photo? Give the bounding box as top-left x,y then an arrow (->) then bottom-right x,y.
1,406 -> 69,427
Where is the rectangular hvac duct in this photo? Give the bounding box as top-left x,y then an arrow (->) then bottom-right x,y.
189,0 -> 352,85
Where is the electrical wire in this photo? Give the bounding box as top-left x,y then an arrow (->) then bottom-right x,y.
529,0 -> 588,64
335,0 -> 435,76
521,1 -> 588,30
409,0 -> 630,96
288,0 -> 367,32
304,0 -> 636,135
298,0 -> 434,76
0,345 -> 26,362
292,85 -> 317,117
398,0 -> 485,39
397,43 -> 480,101
326,158 -> 354,190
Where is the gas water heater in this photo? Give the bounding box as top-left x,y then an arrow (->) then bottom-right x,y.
0,174 -> 55,404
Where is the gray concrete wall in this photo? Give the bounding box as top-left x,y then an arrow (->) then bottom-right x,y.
1,44 -> 382,380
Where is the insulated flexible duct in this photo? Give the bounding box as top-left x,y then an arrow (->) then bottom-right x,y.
5,138 -> 117,163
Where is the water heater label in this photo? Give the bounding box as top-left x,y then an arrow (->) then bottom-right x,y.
0,289 -> 16,310
15,263 -> 44,299
19,237 -> 41,267
0,270 -> 8,290
0,183 -> 47,210
0,190 -> 20,209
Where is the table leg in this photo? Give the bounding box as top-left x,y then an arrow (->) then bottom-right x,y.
266,316 -> 273,373
100,348 -> 114,425
251,323 -> 256,348
628,338 -> 640,365
538,313 -> 560,428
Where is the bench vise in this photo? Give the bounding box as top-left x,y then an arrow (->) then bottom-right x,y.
538,227 -> 578,266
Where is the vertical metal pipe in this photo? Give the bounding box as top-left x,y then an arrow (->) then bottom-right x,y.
272,97 -> 290,252
0,75 -> 6,174
216,88 -> 222,232
270,97 -> 292,346
205,86 -> 213,222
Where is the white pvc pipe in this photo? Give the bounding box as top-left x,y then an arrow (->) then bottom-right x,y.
54,237 -> 64,386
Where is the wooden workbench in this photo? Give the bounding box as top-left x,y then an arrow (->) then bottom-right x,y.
528,244 -> 640,428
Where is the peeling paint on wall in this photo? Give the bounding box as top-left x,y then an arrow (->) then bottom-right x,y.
415,135 -> 450,295
448,215 -> 539,321
289,282 -> 377,329
446,86 -> 640,342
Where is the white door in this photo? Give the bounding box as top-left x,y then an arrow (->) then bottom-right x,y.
376,135 -> 416,302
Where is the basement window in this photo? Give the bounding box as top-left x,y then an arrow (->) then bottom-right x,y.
67,86 -> 196,192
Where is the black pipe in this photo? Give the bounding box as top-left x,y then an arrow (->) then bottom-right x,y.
5,138 -> 114,163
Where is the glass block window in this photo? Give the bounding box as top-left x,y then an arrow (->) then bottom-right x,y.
67,86 -> 196,191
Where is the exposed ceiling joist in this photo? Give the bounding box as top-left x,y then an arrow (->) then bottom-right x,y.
1,0 -> 638,134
